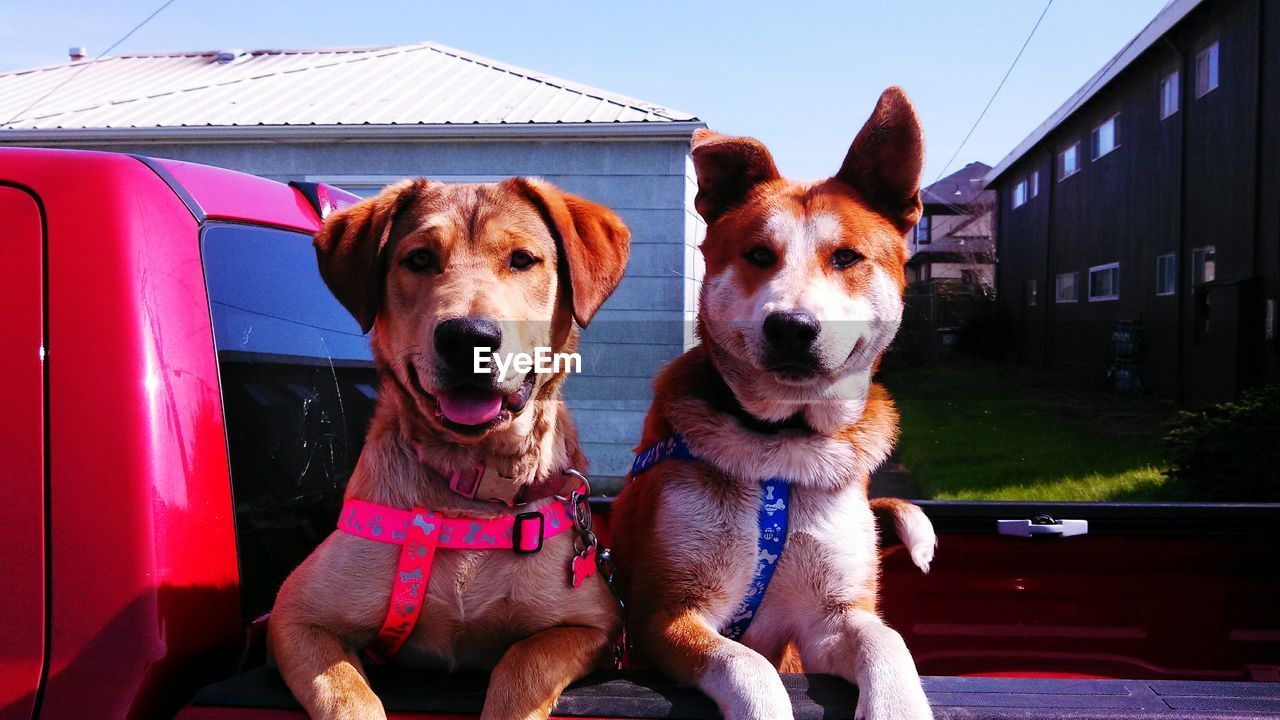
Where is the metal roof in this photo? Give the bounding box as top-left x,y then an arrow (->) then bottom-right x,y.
985,0 -> 1204,185
0,42 -> 700,140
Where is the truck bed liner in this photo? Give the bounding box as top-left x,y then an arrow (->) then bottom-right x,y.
190,667 -> 1279,719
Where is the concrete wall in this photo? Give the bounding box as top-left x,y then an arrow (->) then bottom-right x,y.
64,137 -> 701,482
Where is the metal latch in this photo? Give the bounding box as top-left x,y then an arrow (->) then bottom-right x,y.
998,513 -> 1088,538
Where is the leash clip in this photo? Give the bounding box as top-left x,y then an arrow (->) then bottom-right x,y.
562,469 -> 602,588
448,462 -> 486,500
562,469 -> 599,554
558,468 -> 591,500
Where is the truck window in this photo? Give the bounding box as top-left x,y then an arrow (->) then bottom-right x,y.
201,223 -> 377,619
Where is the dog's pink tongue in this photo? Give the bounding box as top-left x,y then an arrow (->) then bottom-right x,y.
438,387 -> 503,426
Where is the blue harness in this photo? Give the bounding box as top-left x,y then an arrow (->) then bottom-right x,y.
629,434 -> 791,641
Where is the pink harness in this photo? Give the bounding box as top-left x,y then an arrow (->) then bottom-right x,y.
338,472 -> 598,660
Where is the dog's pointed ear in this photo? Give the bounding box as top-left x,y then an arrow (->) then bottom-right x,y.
835,87 -> 925,233
690,128 -> 781,224
508,178 -> 631,327
313,179 -> 423,333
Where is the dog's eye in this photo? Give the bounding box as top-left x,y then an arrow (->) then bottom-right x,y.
509,249 -> 540,271
743,246 -> 777,268
832,248 -> 863,269
401,248 -> 437,274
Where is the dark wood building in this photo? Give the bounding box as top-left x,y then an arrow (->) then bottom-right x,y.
986,0 -> 1280,405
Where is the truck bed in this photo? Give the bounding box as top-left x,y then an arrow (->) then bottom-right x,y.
183,667 -> 1280,719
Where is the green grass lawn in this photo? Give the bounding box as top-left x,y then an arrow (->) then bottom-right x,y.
879,361 -> 1180,502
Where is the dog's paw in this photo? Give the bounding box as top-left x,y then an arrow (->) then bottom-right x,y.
703,644 -> 795,720
715,672 -> 795,720
721,690 -> 795,720
855,681 -> 932,720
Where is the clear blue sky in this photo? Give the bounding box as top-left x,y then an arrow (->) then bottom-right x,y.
1,0 -> 1170,183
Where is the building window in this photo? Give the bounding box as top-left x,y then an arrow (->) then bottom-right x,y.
1091,114 -> 1119,160
1026,279 -> 1038,306
1088,262 -> 1120,302
1156,253 -> 1176,296
1160,71 -> 1180,119
1055,272 -> 1079,303
916,215 -> 931,245
1192,245 -> 1216,285
1195,41 -> 1220,98
1012,171 -> 1040,209
1058,142 -> 1080,179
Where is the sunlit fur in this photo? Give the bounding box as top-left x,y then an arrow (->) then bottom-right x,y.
271,178 -> 629,720
700,181 -> 908,435
379,182 -> 560,437
613,87 -> 936,720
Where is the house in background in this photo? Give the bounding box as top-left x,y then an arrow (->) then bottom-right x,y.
0,42 -> 707,481
985,0 -> 1280,405
907,161 -> 995,291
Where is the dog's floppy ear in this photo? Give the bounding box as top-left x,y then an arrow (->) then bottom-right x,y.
313,179 -> 423,333
690,128 -> 781,224
508,178 -> 631,327
835,87 -> 925,234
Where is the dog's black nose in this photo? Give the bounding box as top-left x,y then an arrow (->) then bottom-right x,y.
762,310 -> 821,364
434,317 -> 502,375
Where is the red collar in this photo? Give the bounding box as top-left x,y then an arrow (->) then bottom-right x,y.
437,461 -> 585,508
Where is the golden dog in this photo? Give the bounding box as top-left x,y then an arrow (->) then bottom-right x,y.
612,88 -> 937,720
270,178 -> 628,720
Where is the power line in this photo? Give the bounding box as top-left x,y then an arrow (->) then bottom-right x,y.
931,0 -> 1054,189
2,0 -> 179,128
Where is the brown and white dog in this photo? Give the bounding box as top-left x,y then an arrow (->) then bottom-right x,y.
611,87 -> 936,720
269,178 -> 628,720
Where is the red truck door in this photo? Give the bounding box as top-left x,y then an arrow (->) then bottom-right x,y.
0,185 -> 46,720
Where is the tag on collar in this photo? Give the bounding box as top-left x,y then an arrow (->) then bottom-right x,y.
446,462 -> 579,507
448,462 -> 520,506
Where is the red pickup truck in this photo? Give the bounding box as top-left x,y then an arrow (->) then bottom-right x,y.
1,147 -> 1277,720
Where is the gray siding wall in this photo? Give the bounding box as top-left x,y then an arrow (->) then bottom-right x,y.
68,137 -> 701,483
682,154 -> 707,347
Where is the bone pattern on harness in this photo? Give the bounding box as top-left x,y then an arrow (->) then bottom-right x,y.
629,434 -> 791,641
338,486 -> 585,660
